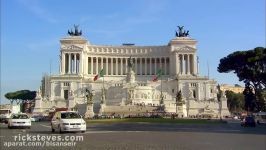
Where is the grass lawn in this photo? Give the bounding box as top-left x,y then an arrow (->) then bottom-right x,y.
86,118 -> 227,125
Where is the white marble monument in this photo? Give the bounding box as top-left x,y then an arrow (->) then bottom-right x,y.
33,26 -> 230,118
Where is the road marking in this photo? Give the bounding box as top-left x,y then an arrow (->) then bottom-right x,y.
218,129 -> 241,132
85,131 -> 148,134
40,124 -> 51,128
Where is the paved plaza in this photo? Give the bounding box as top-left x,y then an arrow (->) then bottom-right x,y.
0,119 -> 265,150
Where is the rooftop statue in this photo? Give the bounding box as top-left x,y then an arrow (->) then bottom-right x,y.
68,24 -> 82,36
175,26 -> 189,37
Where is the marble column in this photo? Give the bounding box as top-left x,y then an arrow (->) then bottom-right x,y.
140,58 -> 142,75
193,54 -> 197,75
68,53 -> 71,74
77,54 -> 80,74
78,53 -> 81,74
111,58 -> 113,75
91,57 -> 93,75
116,57 -> 118,75
73,54 -> 76,74
182,54 -> 185,75
62,53 -> 65,74
149,58 -> 152,75
120,58 -> 123,75
154,58 -> 157,74
101,57 -> 103,71
187,54 -> 190,75
164,57 -> 167,75
85,56 -> 88,74
159,58 -> 162,73
106,57 -> 109,75
197,83 -> 200,100
144,58 -> 147,75
96,57 -> 98,74
135,58 -> 137,74
125,58 -> 128,73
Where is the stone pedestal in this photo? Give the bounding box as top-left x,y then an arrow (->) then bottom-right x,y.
85,104 -> 94,118
220,97 -> 230,117
98,103 -> 105,116
176,105 -> 185,118
33,95 -> 42,113
68,96 -> 75,110
127,69 -> 135,83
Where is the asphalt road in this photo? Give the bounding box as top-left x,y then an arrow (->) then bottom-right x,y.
0,119 -> 265,150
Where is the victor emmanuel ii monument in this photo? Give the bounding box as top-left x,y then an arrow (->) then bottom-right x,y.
34,25 -> 230,118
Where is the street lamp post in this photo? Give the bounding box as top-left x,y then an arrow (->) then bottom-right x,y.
160,72 -> 165,113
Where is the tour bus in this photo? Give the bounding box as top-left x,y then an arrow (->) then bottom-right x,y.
255,112 -> 266,124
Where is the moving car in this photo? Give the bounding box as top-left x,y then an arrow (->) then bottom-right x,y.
51,111 -> 86,133
0,109 -> 12,123
241,116 -> 256,127
8,113 -> 31,129
30,114 -> 43,122
255,112 -> 266,125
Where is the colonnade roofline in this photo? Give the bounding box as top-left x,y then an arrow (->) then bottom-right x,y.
87,45 -> 169,48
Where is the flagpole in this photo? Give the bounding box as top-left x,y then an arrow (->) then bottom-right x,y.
102,69 -> 105,104
160,68 -> 163,109
103,74 -> 104,89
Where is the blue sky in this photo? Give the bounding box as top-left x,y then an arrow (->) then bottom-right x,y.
1,0 -> 265,104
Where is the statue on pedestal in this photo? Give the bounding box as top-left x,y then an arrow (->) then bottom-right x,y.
175,90 -> 185,117
126,56 -> 136,83
85,89 -> 93,105
84,89 -> 94,118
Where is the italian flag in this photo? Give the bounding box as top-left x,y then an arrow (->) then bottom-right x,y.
152,69 -> 162,82
94,69 -> 104,81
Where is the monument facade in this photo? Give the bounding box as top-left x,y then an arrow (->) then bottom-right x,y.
34,26 -> 230,118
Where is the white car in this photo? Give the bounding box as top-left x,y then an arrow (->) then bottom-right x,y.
255,112 -> 266,124
8,113 -> 31,129
30,115 -> 43,122
51,111 -> 86,133
0,109 -> 12,123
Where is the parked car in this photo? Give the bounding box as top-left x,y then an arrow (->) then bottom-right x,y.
241,116 -> 256,127
8,113 -> 31,129
51,111 -> 86,133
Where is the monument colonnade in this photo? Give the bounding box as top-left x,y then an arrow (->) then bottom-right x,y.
60,52 -> 196,76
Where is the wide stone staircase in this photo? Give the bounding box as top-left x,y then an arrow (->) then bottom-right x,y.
101,105 -> 157,115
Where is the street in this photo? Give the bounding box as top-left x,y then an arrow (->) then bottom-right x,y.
0,119 -> 265,150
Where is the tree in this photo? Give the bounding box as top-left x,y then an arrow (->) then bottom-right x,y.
5,90 -> 36,104
225,90 -> 244,113
218,47 -> 266,112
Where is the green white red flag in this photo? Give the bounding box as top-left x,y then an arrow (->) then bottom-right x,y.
94,69 -> 104,81
152,69 -> 162,82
